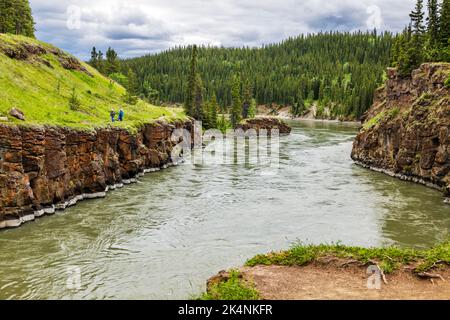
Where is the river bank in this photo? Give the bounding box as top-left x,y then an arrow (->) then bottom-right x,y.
203,242 -> 450,300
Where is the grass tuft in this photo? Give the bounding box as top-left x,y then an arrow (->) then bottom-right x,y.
246,240 -> 450,274
199,270 -> 259,300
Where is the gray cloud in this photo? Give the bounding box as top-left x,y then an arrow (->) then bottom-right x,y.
30,0 -> 416,60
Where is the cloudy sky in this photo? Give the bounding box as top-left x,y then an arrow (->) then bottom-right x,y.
31,0 -> 416,60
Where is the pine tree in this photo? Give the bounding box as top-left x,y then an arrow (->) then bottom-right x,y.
440,0 -> 450,47
97,50 -> 104,73
14,0 -> 35,37
125,68 -> 139,104
397,1 -> 426,77
104,47 -> 119,75
230,74 -> 242,128
427,0 -> 440,47
193,73 -> 204,121
242,79 -> 253,119
248,99 -> 257,119
184,45 -> 198,117
0,0 -> 35,37
89,47 -> 98,69
209,94 -> 218,128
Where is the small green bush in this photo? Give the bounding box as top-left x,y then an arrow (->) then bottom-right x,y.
200,270 -> 259,300
363,111 -> 386,131
445,75 -> 450,88
69,88 -> 81,111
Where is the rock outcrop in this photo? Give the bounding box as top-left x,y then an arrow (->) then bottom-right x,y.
352,63 -> 450,199
0,120 -> 193,228
237,117 -> 292,135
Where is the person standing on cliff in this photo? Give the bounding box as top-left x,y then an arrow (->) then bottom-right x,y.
118,108 -> 124,122
110,109 -> 116,122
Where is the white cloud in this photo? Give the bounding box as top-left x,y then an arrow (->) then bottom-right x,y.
30,0 -> 416,59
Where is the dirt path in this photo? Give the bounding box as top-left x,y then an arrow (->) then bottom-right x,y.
239,263 -> 450,300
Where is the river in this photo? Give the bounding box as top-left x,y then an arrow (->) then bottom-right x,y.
0,120 -> 448,299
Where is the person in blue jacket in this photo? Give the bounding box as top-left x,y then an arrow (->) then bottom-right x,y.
118,108 -> 124,122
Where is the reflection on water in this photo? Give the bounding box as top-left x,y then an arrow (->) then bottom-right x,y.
0,120 -> 448,299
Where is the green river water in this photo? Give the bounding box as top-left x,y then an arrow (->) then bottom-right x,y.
0,120 -> 448,299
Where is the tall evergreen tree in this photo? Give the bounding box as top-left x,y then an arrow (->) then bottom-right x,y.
89,47 -> 99,69
409,0 -> 426,65
0,0 -> 35,37
247,98 -> 257,119
241,79 -> 253,119
209,94 -> 218,129
427,0 -> 440,46
105,47 -> 120,75
230,74 -> 242,128
184,45 -> 198,117
440,0 -> 450,47
126,68 -> 139,104
193,73 -> 204,121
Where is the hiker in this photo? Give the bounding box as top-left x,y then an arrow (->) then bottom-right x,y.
110,109 -> 116,122
118,108 -> 124,122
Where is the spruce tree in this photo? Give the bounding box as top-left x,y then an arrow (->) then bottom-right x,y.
241,79 -> 253,119
126,68 -> 139,105
184,45 -> 198,117
209,94 -> 218,128
248,99 -> 257,119
15,0 -> 35,37
193,73 -> 204,121
89,47 -> 98,69
230,74 -> 242,128
0,0 -> 35,37
105,47 -> 120,75
427,0 -> 440,47
397,1 -> 426,77
97,50 -> 104,73
440,0 -> 450,47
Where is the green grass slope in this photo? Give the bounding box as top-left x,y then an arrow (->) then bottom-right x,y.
0,34 -> 185,131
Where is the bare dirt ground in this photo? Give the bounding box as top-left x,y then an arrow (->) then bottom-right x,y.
239,262 -> 450,300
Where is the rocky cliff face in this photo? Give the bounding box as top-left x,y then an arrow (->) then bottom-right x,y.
352,63 -> 450,199
0,120 -> 193,228
237,117 -> 292,135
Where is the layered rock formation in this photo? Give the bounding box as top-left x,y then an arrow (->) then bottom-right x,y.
0,120 -> 193,228
352,63 -> 450,199
237,117 -> 292,135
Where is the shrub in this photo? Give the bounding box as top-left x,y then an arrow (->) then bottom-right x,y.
445,75 -> 450,88
68,88 -> 81,111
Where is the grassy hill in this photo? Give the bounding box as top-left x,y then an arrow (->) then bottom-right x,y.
0,34 -> 186,131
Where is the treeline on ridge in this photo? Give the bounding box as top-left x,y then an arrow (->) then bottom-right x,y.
120,31 -> 394,120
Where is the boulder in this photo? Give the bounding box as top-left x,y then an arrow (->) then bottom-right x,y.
9,108 -> 25,121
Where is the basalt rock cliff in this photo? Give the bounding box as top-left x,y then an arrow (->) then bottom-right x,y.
0,120 -> 193,228
351,63 -> 450,200
237,117 -> 292,135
